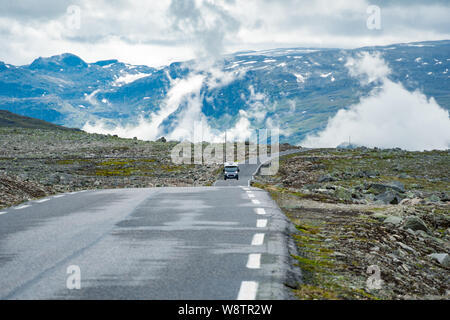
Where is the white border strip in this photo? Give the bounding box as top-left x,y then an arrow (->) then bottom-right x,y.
256,219 -> 268,228
246,254 -> 261,269
14,205 -> 30,210
35,199 -> 50,203
255,208 -> 266,215
237,281 -> 258,300
251,233 -> 265,246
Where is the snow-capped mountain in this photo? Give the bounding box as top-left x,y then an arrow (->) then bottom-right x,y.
0,40 -> 449,144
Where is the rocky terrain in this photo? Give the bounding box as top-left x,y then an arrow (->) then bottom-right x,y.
0,127 -> 222,209
253,147 -> 449,299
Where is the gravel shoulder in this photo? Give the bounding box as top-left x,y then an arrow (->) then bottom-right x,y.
253,147 -> 449,299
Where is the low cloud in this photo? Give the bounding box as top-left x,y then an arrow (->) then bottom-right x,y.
346,52 -> 390,84
301,52 -> 450,151
82,70 -> 254,142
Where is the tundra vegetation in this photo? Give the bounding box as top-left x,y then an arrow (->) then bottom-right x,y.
254,147 -> 449,299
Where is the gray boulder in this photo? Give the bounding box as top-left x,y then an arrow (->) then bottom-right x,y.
375,190 -> 404,204
427,253 -> 449,267
404,216 -> 429,233
369,181 -> 406,194
317,174 -> 335,183
384,216 -> 403,225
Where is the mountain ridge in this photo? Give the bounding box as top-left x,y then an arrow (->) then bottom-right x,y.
0,40 -> 449,143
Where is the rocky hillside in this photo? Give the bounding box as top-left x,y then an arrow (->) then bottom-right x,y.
0,126 -> 221,209
0,109 -> 77,130
254,147 -> 449,299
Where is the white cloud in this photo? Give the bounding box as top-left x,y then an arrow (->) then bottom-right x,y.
82,68 -> 254,142
346,52 -> 391,84
301,53 -> 450,151
1,1 -> 450,66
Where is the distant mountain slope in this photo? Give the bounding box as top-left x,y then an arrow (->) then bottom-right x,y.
0,109 -> 77,130
0,40 -> 449,143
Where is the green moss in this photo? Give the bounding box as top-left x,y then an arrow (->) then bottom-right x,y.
95,168 -> 135,176
295,223 -> 320,235
292,255 -> 334,273
294,285 -> 340,300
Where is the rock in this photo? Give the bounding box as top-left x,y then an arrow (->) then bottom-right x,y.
399,198 -> 423,206
334,186 -> 353,201
372,212 -> 388,220
440,193 -> 450,202
317,174 -> 335,183
375,190 -> 403,204
397,242 -> 416,254
404,216 -> 429,233
332,251 -> 346,257
426,194 -> 440,203
427,253 -> 450,267
47,173 -> 60,185
384,216 -> 403,225
355,170 -> 379,178
18,173 -> 29,181
415,230 -> 430,239
368,181 -> 405,194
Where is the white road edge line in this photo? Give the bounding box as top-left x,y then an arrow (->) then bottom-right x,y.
256,219 -> 268,228
255,208 -> 266,215
251,233 -> 265,246
0,212 -> 6,215
35,199 -> 50,203
246,254 -> 261,269
251,199 -> 261,205
237,281 -> 258,300
14,205 -> 31,210
53,195 -> 65,198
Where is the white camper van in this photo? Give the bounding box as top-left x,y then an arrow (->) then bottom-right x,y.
223,162 -> 239,180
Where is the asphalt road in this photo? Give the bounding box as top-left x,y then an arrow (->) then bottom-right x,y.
0,149 -> 301,300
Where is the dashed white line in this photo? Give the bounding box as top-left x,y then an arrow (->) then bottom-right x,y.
242,187 -> 250,191
237,281 -> 258,300
251,199 -> 261,205
0,212 -> 6,215
251,233 -> 265,246
255,208 -> 266,215
14,205 -> 31,210
246,254 -> 261,269
35,199 -> 50,203
247,193 -> 255,198
256,219 -> 268,228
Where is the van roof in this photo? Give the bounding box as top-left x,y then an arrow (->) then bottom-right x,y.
224,162 -> 238,166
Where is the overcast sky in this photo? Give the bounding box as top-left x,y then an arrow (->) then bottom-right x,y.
1,0 -> 449,67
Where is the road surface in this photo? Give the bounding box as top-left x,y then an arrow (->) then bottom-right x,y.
0,150 -> 301,300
